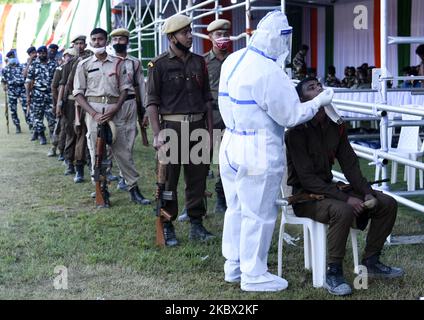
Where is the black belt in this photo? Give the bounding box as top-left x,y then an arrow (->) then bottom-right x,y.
126,94 -> 136,101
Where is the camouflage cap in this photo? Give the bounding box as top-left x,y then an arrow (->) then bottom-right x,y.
110,28 -> 130,38
162,15 -> 192,34
207,19 -> 231,33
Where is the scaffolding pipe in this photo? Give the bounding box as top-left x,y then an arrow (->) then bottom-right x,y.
388,36 -> 424,45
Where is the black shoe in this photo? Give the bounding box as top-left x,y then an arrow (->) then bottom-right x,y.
361,255 -> 404,279
214,194 -> 227,214
129,185 -> 151,205
57,154 -> 65,161
30,131 -> 39,141
324,263 -> 352,296
107,173 -> 119,182
15,125 -> 21,134
189,219 -> 215,241
117,177 -> 128,191
39,132 -> 47,145
177,208 -> 189,222
64,161 -> 76,175
163,222 -> 178,247
47,147 -> 57,157
74,165 -> 84,183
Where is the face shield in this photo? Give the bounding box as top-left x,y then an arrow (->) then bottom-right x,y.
276,27 -> 292,69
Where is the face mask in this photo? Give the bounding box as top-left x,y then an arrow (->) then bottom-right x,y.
113,43 -> 127,54
91,46 -> 106,55
214,37 -> 231,51
175,40 -> 190,53
9,58 -> 18,64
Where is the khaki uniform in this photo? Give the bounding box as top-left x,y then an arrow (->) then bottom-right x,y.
145,48 -> 212,220
51,66 -> 66,152
73,54 -> 141,185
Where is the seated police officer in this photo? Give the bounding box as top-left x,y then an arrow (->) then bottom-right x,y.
285,77 -> 404,296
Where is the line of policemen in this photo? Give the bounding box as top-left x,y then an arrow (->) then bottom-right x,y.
2,15 -> 232,245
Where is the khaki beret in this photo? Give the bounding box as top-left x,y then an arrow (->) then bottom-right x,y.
110,28 -> 130,38
63,48 -> 76,56
71,34 -> 86,43
162,15 -> 192,34
207,19 -> 231,33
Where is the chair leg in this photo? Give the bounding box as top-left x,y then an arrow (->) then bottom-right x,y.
350,229 -> 359,274
311,223 -> 326,288
303,224 -> 312,270
278,213 -> 286,278
391,161 -> 398,184
407,154 -> 417,191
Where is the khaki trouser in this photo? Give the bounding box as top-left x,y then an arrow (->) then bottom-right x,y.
292,191 -> 397,264
85,99 -> 139,187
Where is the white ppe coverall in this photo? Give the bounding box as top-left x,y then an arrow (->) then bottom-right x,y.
219,10 -> 326,290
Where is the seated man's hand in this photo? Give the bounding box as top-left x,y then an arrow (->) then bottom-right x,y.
363,194 -> 378,209
347,196 -> 364,217
312,88 -> 334,107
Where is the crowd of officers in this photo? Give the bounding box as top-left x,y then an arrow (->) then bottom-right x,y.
1,16 -> 233,244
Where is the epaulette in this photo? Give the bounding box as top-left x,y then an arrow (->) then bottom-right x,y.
147,51 -> 169,68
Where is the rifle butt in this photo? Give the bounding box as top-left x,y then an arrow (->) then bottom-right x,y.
156,217 -> 166,247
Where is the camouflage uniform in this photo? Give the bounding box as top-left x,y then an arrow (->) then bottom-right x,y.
27,59 -> 57,135
1,62 -> 30,128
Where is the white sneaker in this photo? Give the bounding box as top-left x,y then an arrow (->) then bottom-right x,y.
224,260 -> 241,283
241,272 -> 288,292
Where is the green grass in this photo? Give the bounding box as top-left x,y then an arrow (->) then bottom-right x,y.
0,99 -> 424,300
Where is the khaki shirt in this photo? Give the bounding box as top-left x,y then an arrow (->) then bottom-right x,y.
203,50 -> 229,108
73,54 -> 130,98
145,48 -> 212,115
52,66 -> 63,89
116,54 -> 145,100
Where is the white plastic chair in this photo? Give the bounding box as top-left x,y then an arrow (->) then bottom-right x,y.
277,183 -> 359,288
390,112 -> 424,191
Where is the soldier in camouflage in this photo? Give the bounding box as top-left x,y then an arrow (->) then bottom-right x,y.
26,46 -> 58,145
1,50 -> 31,133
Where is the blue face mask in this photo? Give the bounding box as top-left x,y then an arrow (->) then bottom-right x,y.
9,58 -> 18,64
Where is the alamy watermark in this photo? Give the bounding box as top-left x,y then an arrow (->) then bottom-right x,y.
353,5 -> 368,30
53,265 -> 68,290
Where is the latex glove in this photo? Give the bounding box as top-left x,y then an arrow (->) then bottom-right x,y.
313,88 -> 334,108
347,196 -> 364,217
363,194 -> 378,209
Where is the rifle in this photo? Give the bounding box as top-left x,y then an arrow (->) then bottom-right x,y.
335,178 -> 390,192
137,105 -> 149,146
4,90 -> 9,134
93,109 -> 111,208
155,157 -> 174,246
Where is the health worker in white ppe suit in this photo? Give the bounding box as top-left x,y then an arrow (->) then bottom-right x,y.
218,10 -> 334,292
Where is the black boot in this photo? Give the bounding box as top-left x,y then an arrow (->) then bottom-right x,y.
163,222 -> 178,247
39,131 -> 47,145
129,185 -> 151,205
74,164 -> 84,183
117,176 -> 128,191
30,131 -> 39,141
189,218 -> 215,241
15,124 -> 21,134
64,161 -> 76,175
214,193 -> 227,214
324,263 -> 352,296
361,254 -> 404,279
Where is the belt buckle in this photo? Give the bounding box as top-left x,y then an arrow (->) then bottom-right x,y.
102,96 -> 107,104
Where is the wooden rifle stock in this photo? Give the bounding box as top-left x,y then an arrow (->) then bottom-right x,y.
94,110 -> 109,208
155,158 -> 173,246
